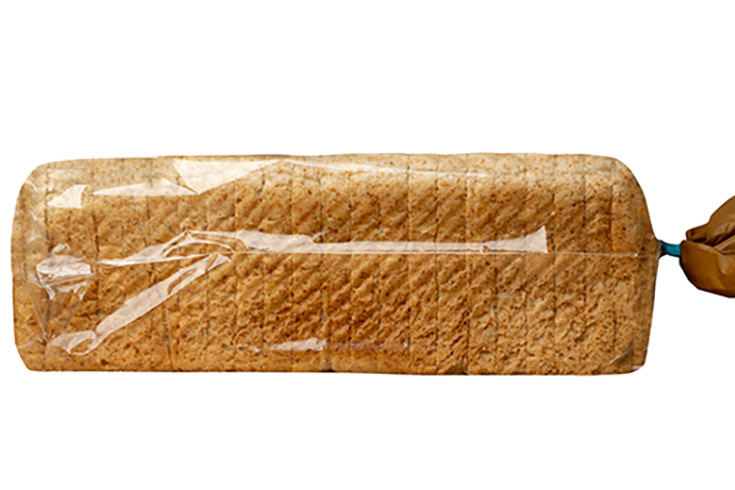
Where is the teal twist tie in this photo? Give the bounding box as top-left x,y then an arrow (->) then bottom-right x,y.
660,241 -> 681,257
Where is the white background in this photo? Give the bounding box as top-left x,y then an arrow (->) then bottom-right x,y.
1,1 -> 734,488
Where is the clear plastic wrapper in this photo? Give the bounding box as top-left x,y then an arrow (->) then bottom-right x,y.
12,154 -> 661,374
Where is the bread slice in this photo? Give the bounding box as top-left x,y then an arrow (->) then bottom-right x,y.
375,155 -> 411,373
522,154 -> 556,374
233,157 -> 268,371
160,157 -> 210,370
609,160 -> 658,372
407,154 -> 439,374
44,160 -> 100,370
581,156 -> 615,372
491,155 -> 529,374
465,154 -> 499,374
290,157 -> 328,372
348,155 -> 383,373
199,157 -> 242,370
435,155 -> 469,374
319,156 -> 352,371
146,158 -> 186,371
260,158 -> 294,372
552,156 -> 587,374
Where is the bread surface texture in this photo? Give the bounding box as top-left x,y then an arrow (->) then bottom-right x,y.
12,154 -> 659,374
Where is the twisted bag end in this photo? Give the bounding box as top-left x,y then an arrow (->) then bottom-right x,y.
678,195 -> 735,297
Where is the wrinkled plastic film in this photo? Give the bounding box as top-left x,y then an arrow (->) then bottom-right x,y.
12,154 -> 660,374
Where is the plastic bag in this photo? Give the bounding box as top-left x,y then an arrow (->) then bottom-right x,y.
12,154 -> 664,374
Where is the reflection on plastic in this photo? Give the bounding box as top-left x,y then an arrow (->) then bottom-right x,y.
35,245 -> 94,300
104,226 -> 550,267
43,226 -> 548,355
49,254 -> 228,354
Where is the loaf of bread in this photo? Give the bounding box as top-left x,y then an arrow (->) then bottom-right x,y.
12,154 -> 660,374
